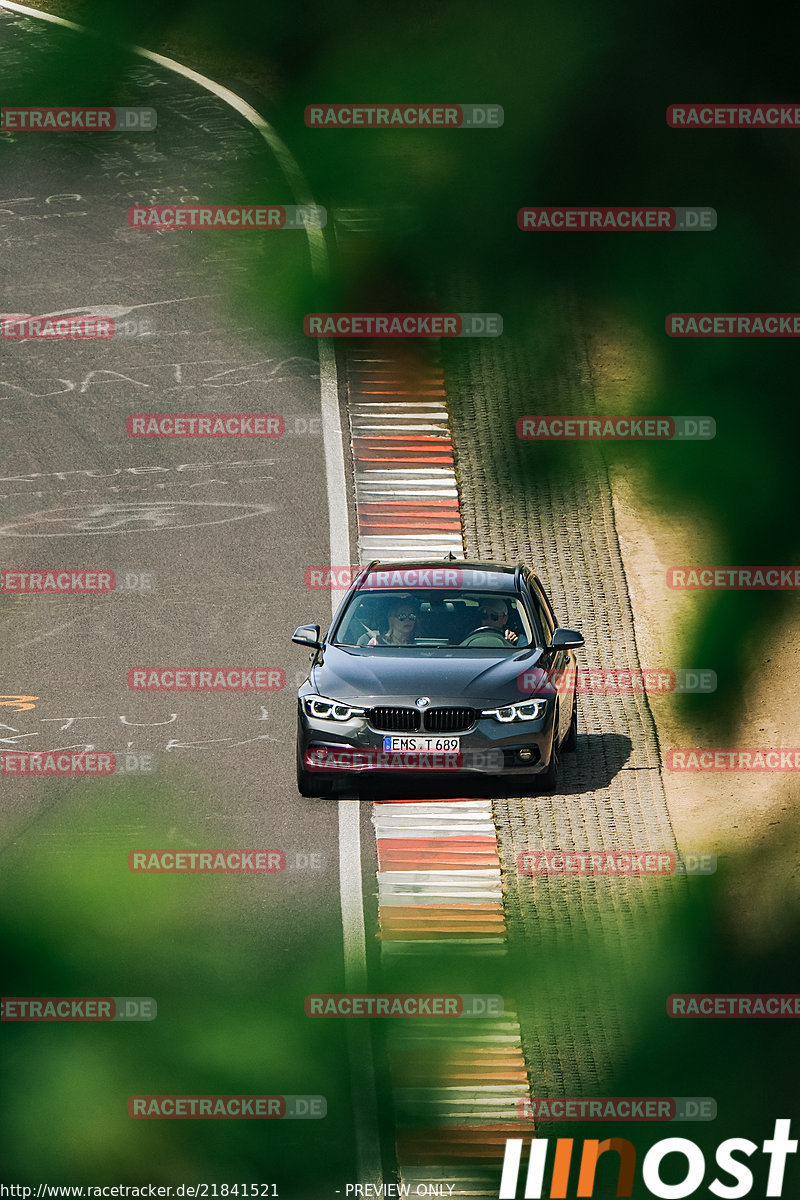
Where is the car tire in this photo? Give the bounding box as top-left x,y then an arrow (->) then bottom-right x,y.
563,695 -> 578,752
297,768 -> 335,797
297,766 -> 320,796
538,710 -> 561,793
296,741 -> 333,797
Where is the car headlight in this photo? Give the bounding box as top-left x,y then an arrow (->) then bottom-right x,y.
304,694 -> 366,721
482,699 -> 547,722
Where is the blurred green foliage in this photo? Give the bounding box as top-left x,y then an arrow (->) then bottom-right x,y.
0,780 -> 360,1188
2,777 -> 799,1187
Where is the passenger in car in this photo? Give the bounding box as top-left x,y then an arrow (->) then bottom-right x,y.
357,594 -> 421,646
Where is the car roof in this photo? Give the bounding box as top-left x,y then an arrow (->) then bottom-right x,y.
356,559 -> 526,594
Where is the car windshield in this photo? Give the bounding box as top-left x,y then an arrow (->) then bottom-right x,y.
333,588 -> 536,650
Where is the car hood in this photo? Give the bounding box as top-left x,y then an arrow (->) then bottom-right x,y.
310,643 -> 548,707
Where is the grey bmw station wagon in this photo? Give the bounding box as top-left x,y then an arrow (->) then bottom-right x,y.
292,560 -> 584,796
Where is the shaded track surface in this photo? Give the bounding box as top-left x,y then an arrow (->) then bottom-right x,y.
337,308 -> 687,1194
442,302 -> 683,1100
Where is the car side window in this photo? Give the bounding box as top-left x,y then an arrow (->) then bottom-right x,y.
534,592 -> 555,643
505,599 -> 529,646
536,583 -> 559,635
336,598 -> 380,645
523,597 -> 545,646
523,582 -> 552,646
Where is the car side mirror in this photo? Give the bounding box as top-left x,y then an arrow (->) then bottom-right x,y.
550,627 -> 584,651
292,624 -> 322,650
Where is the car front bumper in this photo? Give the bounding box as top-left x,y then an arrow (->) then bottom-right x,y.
297,704 -> 555,778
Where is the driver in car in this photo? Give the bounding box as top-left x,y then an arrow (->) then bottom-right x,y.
461,598 -> 519,646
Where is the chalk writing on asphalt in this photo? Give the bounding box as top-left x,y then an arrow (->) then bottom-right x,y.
0,695 -> 38,711
0,358 -> 318,399
0,459 -> 278,500
0,704 -> 295,755
0,500 -> 275,537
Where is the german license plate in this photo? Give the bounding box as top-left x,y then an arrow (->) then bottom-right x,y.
383,736 -> 461,752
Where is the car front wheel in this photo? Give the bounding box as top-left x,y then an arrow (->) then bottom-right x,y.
296,740 -> 334,797
563,695 -> 578,752
538,710 -> 561,792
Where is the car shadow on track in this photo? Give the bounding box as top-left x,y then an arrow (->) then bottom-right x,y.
314,733 -> 637,801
